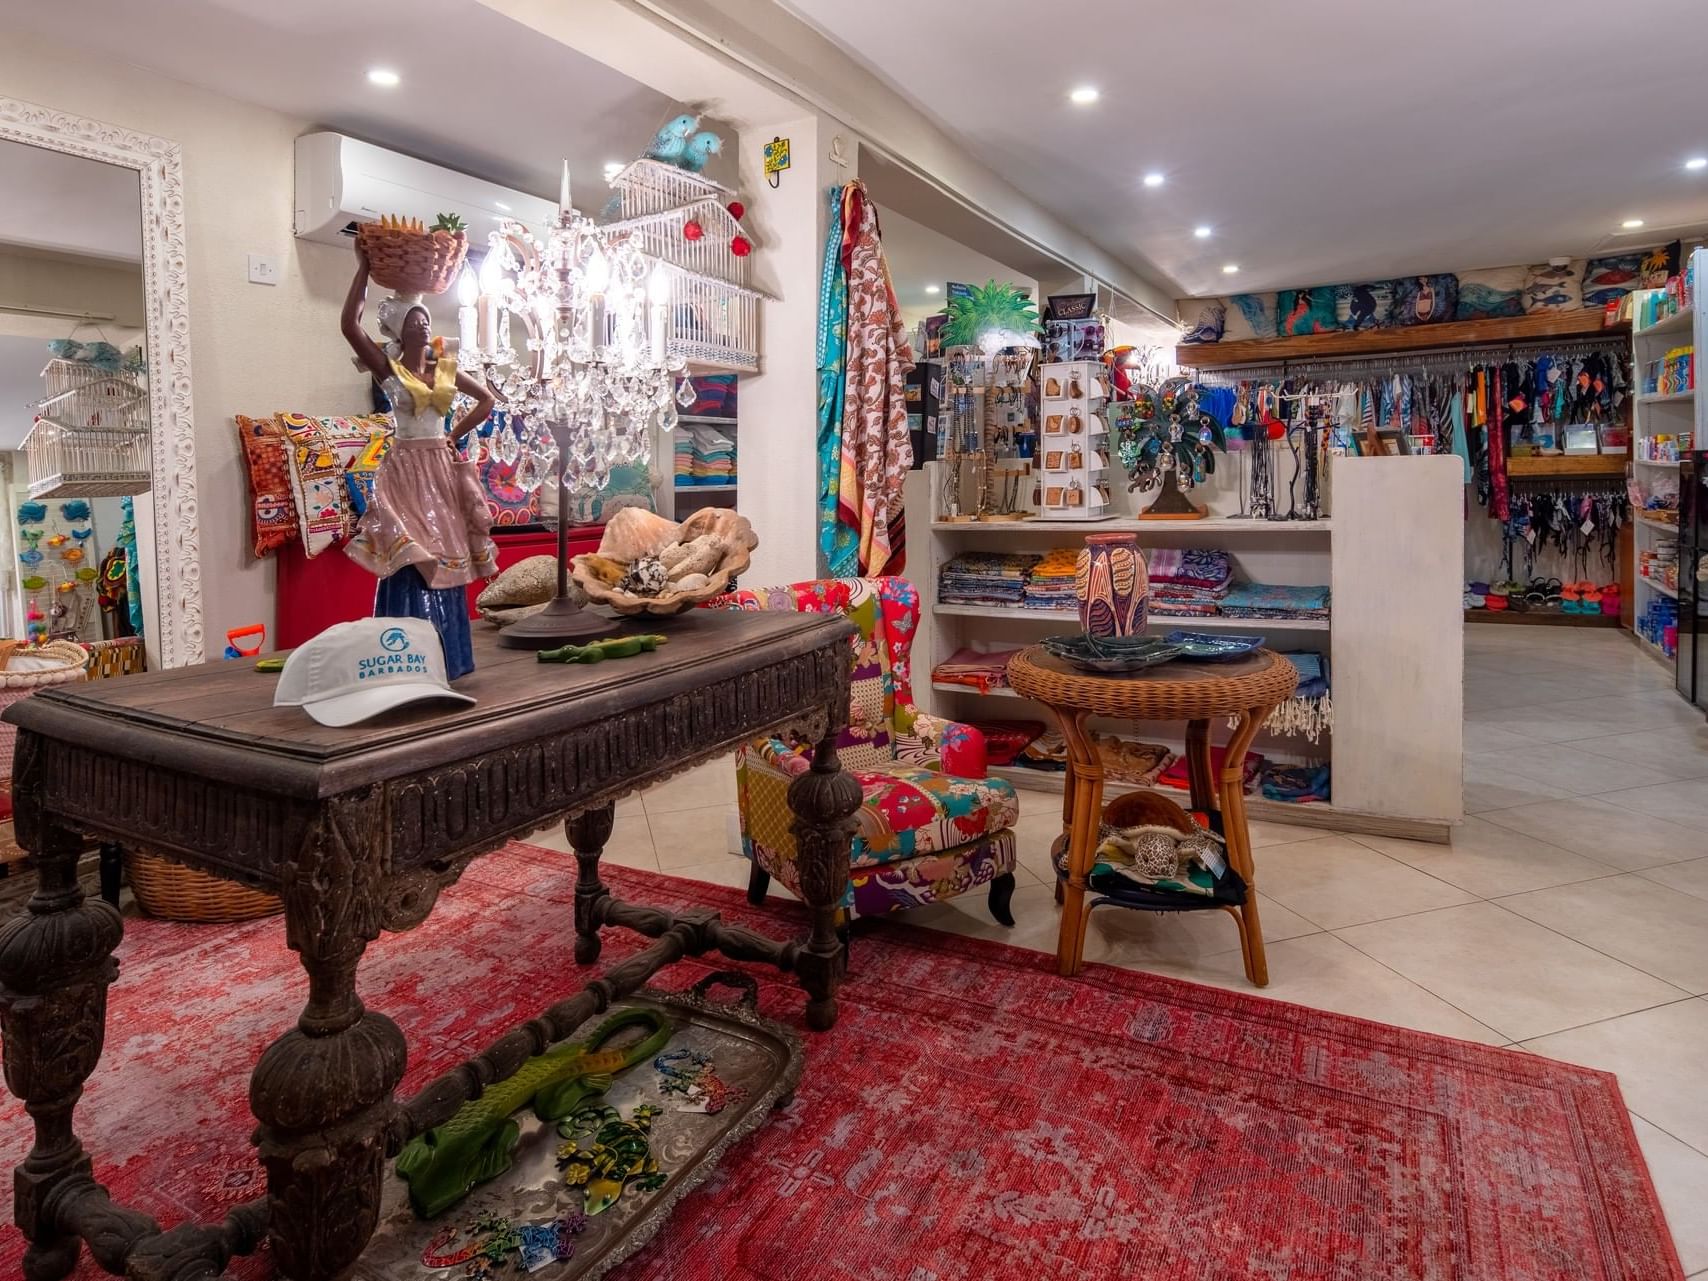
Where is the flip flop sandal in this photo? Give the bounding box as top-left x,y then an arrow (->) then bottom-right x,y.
1544,577 -> 1563,607
1524,578 -> 1550,608
1486,583 -> 1511,611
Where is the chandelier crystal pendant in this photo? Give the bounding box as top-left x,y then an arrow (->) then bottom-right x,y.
463,162 -> 689,646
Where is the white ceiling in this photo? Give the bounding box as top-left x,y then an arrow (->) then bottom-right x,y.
9,0 -> 676,206
0,139 -> 142,262
787,0 -> 1708,296
0,335 -> 51,450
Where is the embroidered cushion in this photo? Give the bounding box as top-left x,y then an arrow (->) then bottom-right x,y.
1222,293 -> 1278,342
277,412 -> 393,557
1391,274 -> 1458,325
1333,281 -> 1394,330
847,766 -> 1018,866
1177,298 -> 1226,344
1581,254 -> 1643,308
1523,262 -> 1581,313
1455,267 -> 1526,320
1275,288 -> 1338,336
234,413 -> 298,557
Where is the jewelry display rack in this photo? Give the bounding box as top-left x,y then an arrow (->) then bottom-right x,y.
936,346 -> 1036,522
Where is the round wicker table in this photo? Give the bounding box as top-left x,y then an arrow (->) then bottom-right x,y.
1005,646 -> 1298,985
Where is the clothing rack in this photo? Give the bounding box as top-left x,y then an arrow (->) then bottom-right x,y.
1191,334 -> 1630,386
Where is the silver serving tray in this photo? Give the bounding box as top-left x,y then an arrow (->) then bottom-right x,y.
355,974 -> 802,1281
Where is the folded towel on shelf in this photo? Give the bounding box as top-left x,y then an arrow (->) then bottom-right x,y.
1247,651 -> 1334,743
1261,763 -> 1331,803
932,647 -> 1022,694
939,552 -> 1040,606
967,720 -> 1046,767
1148,548 -> 1232,590
1219,583 -> 1331,620
1157,744 -> 1265,794
1020,546 -> 1080,610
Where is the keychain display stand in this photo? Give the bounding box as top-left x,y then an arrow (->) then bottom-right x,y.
937,347 -> 1036,522
1038,360 -> 1112,520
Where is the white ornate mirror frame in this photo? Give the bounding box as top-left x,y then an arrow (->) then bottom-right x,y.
0,96 -> 203,666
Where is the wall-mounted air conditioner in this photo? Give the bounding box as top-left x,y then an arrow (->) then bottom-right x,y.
293,132 -> 555,248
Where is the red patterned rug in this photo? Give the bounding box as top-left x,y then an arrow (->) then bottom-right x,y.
0,843 -> 1683,1280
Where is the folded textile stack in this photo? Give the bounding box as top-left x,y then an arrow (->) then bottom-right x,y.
689,425 -> 736,486
932,647 -> 1022,694
939,552 -> 1040,606
1009,728 -> 1175,784
1261,763 -> 1330,803
1218,583 -> 1331,620
673,431 -> 696,487
967,720 -> 1046,767
1256,651 -> 1333,743
1148,548 -> 1232,617
1157,743 -> 1264,794
1021,547 -> 1079,611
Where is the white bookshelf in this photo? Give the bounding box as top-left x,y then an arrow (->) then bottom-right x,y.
1629,250 -> 1701,663
906,454 -> 1465,843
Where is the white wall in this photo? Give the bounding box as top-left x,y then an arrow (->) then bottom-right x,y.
876,206 -> 1039,330
0,30 -> 369,649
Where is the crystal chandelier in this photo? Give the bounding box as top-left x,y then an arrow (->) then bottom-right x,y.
462,163 -> 690,644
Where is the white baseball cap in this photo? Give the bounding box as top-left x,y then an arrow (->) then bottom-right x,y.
273,618 -> 476,727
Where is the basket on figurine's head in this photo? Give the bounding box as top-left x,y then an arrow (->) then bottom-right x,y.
356,213 -> 468,296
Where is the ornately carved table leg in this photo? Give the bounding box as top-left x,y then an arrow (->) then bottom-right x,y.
249,790 -> 405,1281
787,731 -> 860,1032
0,804 -> 122,1281
568,802 -> 616,966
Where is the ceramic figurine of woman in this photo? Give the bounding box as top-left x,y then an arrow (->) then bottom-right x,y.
340,247 -> 496,680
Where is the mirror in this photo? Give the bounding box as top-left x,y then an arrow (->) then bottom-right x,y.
0,99 -> 203,667
0,138 -> 150,656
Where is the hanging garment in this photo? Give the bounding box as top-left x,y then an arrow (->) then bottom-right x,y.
837,187 -> 916,576
815,184 -> 854,576
1488,365 -> 1510,520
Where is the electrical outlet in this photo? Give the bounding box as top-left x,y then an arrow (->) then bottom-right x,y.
247,253 -> 280,286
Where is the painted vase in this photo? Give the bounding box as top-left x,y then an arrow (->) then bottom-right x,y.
1075,533 -> 1149,637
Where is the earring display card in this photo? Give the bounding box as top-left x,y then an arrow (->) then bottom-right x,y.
1037,361 -> 1112,521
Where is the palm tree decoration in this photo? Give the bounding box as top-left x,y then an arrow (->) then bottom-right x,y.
941,281 -> 1040,351
1112,378 -> 1227,518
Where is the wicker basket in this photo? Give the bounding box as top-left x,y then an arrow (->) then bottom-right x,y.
126,850 -> 282,923
355,224 -> 468,295
0,640 -> 96,777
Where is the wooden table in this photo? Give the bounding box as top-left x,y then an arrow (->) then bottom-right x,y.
1004,647 -> 1297,986
0,612 -> 860,1281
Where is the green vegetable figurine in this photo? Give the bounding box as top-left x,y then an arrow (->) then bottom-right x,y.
430,211 -> 467,233
538,634 -> 668,664
394,1008 -> 673,1219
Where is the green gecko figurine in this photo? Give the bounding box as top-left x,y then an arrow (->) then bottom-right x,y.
537,634 -> 669,664
395,1008 -> 673,1219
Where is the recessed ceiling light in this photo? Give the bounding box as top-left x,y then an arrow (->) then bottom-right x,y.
1142,172 -> 1165,188
493,201 -> 510,212
1622,218 -> 1645,228
366,68 -> 401,87
925,285 -> 941,295
1686,157 -> 1707,171
1193,225 -> 1212,239
1069,86 -> 1099,105
1222,264 -> 1239,275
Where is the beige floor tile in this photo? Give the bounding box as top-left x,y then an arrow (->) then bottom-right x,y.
1462,758 -> 1576,813
1247,818 -> 1327,849
664,854 -> 764,895
1597,780 -> 1708,835
1640,858 -> 1708,904
1498,874 -> 1708,994
1486,741 -> 1691,794
1253,835 -> 1476,930
1356,816 -> 1613,898
1522,999 -> 1708,1152
1479,796 -> 1702,872
645,804 -> 739,869
1336,901 -> 1689,1042
641,758 -> 739,813
521,811 -> 658,869
1463,722 -> 1538,756
1464,701 -> 1641,744
1566,692 -> 1708,731
1631,1115 -> 1708,1276
905,882 -> 1062,952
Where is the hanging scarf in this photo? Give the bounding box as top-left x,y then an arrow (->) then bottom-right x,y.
836,185 -> 916,576
389,355 -> 458,416
816,184 -> 854,575
1488,364 -> 1510,520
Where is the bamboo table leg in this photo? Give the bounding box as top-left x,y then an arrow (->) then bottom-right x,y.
1185,718 -> 1215,814
1220,710 -> 1268,987
1055,710 -> 1103,977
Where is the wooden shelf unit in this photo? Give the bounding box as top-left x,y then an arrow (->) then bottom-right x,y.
905,455 -> 1465,843
1505,455 -> 1628,478
1179,309 -> 1629,369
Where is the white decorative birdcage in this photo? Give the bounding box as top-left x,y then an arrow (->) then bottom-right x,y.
23,359 -> 152,498
606,158 -> 769,373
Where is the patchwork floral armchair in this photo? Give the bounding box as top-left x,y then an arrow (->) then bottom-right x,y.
716,578 -> 1019,924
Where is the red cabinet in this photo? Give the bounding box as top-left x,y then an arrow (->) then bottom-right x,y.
274,525 -> 604,650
